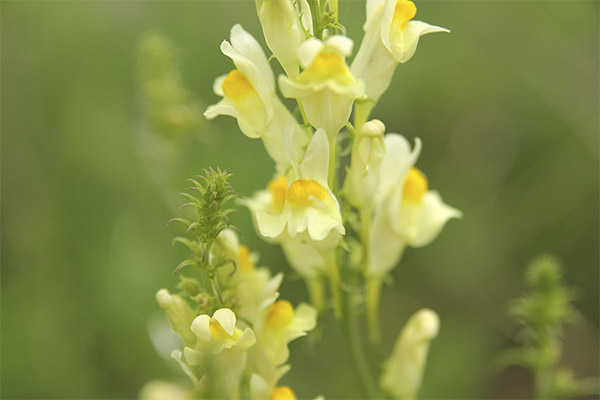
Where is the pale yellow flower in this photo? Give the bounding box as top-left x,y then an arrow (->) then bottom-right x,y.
257,128 -> 344,241
279,36 -> 365,135
369,133 -> 461,278
255,300 -> 317,365
205,24 -> 307,170
352,0 -> 449,102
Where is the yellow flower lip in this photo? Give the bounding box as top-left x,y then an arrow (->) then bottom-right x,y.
222,69 -> 259,101
393,0 -> 417,31
286,179 -> 327,208
402,167 -> 428,204
209,319 -> 234,341
238,245 -> 254,274
266,300 -> 295,331
298,52 -> 355,86
271,386 -> 297,400
268,175 -> 287,213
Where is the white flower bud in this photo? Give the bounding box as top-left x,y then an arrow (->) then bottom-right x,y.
342,119 -> 386,210
380,309 -> 440,399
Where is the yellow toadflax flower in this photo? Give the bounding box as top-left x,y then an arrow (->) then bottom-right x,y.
255,299 -> 317,366
369,133 -> 461,277
177,308 -> 256,399
366,133 -> 460,341
256,128 -> 344,241
204,24 -> 306,170
279,36 -> 365,136
352,0 -> 449,102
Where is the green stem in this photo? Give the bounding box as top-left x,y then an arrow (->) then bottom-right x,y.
307,0 -> 323,39
327,253 -> 341,317
328,131 -> 337,190
360,208 -> 382,343
340,274 -> 379,398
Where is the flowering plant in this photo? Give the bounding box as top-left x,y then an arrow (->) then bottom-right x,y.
143,1 -> 461,398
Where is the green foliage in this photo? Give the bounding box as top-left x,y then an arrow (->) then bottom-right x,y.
137,32 -> 204,137
169,168 -> 240,307
504,256 -> 597,399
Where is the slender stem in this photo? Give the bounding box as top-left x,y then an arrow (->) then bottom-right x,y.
327,253 -> 341,317
340,273 -> 379,398
307,0 -> 322,39
328,131 -> 337,190
360,208 -> 382,343
360,208 -> 371,271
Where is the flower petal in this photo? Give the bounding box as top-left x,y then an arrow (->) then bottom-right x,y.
409,190 -> 462,247
213,308 -> 237,336
190,314 -> 211,342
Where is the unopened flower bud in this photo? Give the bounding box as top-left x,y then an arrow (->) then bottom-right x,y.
156,289 -> 197,347
342,119 -> 386,209
380,308 -> 440,399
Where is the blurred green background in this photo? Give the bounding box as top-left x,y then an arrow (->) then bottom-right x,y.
2,1 -> 598,398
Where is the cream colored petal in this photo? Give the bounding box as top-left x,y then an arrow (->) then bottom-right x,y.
229,23 -> 275,89
379,0 -> 398,52
409,190 -> 462,247
394,20 -> 450,63
299,128 -> 329,184
369,197 -> 406,277
351,8 -> 398,103
256,0 -> 303,78
257,206 -> 291,238
366,0 -> 385,23
212,74 -> 227,96
171,349 -> 199,384
221,41 -> 273,120
182,346 -> 204,366
204,99 -> 237,120
306,203 -> 344,241
378,134 -> 421,199
213,308 -> 236,336
190,314 -> 211,342
325,35 -> 354,58
297,38 -> 324,69
236,327 -> 257,350
292,303 -> 317,331
286,207 -> 310,238
250,374 -> 271,400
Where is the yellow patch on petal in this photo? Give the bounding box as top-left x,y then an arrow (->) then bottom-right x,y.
392,0 -> 417,31
271,386 -> 297,400
299,52 -> 355,86
266,300 -> 294,331
222,70 -> 257,100
222,70 -> 266,130
209,319 -> 233,341
238,245 -> 254,274
268,175 -> 288,213
402,167 -> 428,204
287,179 -> 327,208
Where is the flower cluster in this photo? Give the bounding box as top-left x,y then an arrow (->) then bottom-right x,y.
146,1 -> 463,398
145,171 -> 317,399
206,0 -> 460,334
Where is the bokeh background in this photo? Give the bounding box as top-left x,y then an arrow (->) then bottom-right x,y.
2,1 -> 598,398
